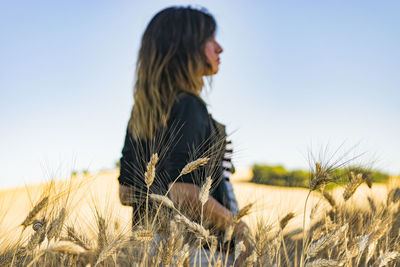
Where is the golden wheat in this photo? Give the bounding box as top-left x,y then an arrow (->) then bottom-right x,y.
305,258 -> 341,267
180,158 -> 210,176
150,193 -> 175,209
199,176 -> 212,206
233,202 -> 254,224
21,196 -> 49,228
66,226 -> 92,250
280,212 -> 295,230
343,172 -> 364,201
132,229 -> 154,242
145,153 -> 158,187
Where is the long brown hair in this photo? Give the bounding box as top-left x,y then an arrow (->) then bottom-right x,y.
128,6 -> 216,140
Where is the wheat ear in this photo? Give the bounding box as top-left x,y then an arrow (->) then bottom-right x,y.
132,229 -> 154,242
0,248 -> 26,266
97,216 -> 107,250
223,225 -> 234,243
145,153 -> 158,228
174,214 -> 210,240
322,191 -> 336,207
234,202 -> 254,223
175,244 -> 190,267
27,225 -> 46,251
180,158 -> 210,176
343,172 -> 363,201
21,196 -> 49,228
95,236 -> 126,266
199,176 -> 212,206
47,207 -> 66,241
280,212 -> 295,230
66,226 -> 92,250
307,224 -> 347,258
373,251 -> 400,267
150,157 -> 210,229
309,163 -> 331,191
367,196 -> 377,213
145,153 -> 158,187
150,193 -> 175,209
305,258 -> 341,267
234,241 -> 246,263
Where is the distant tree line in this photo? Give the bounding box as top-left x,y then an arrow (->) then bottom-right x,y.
251,163 -> 391,188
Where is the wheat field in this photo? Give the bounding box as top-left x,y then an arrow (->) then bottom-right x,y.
0,166 -> 399,266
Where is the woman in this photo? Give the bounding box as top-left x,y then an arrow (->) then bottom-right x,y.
118,6 -> 250,265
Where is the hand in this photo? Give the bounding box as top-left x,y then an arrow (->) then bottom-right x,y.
233,221 -> 253,266
233,220 -> 250,240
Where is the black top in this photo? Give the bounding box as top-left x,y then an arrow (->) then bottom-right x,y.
118,93 -> 235,223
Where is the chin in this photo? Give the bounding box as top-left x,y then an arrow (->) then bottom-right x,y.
203,70 -> 218,76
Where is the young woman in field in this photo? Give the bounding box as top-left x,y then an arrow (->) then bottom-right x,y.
117,6 -> 251,265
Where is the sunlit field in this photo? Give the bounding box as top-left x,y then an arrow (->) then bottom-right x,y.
0,167 -> 399,266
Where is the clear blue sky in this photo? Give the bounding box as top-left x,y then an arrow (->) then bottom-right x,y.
1,0 -> 399,189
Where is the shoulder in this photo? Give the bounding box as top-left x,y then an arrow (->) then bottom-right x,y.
169,93 -> 210,130
170,92 -> 209,119
174,92 -> 207,110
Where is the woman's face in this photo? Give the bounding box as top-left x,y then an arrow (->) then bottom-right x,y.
204,35 -> 223,75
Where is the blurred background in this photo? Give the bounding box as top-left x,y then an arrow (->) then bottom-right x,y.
1,0 -> 399,189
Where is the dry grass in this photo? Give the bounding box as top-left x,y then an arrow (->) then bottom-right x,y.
0,168 -> 399,266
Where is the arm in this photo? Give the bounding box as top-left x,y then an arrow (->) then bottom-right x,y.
169,182 -> 252,266
119,184 -> 133,206
169,182 -> 234,230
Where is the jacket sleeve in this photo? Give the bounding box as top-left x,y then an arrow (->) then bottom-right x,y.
118,127 -> 136,186
163,94 -> 211,187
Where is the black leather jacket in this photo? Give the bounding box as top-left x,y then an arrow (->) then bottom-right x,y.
118,93 -> 236,221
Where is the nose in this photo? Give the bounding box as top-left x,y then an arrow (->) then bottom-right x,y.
216,41 -> 223,54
